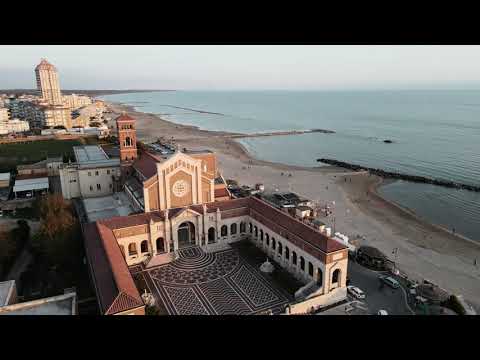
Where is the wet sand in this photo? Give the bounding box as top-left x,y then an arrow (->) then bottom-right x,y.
106,101 -> 480,309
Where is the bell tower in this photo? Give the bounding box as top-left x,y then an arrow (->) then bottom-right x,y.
116,112 -> 138,162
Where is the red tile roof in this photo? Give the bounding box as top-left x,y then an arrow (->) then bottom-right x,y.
214,187 -> 230,199
205,197 -> 250,212
248,197 -> 346,253
83,223 -> 144,315
100,211 -> 164,230
116,114 -> 136,122
133,152 -> 160,180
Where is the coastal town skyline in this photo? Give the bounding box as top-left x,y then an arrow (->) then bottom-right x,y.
4,46 -> 480,90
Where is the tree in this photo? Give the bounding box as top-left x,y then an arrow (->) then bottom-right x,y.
31,194 -> 80,267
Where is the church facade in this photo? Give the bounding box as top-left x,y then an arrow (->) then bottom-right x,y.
83,114 -> 348,315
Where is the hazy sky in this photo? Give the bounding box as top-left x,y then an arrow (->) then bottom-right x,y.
2,45 -> 480,90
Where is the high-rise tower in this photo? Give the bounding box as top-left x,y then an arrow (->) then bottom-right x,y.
35,59 -> 63,106
116,113 -> 138,162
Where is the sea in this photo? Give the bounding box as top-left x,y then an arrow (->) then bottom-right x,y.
101,90 -> 480,242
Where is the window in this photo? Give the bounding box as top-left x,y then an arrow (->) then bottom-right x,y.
292,251 -> 297,265
221,225 -> 228,237
109,183 -> 112,189
107,169 -> 110,175
300,257 -> 305,271
308,262 -> 314,277
285,246 -> 290,260
95,171 -> 99,176
272,238 -> 276,250
332,269 -> 341,284
97,184 -> 101,190
140,240 -> 148,253
128,243 -> 137,256
278,243 -> 282,255
240,222 -> 246,233
89,185 -> 93,191
260,230 -> 263,241
230,223 -> 237,235
88,172 -> 91,176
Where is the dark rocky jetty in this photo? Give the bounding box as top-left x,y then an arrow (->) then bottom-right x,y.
317,158 -> 480,192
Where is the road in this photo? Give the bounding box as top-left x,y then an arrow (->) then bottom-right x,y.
347,260 -> 414,315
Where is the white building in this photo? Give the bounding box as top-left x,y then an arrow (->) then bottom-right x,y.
0,118 -> 30,135
59,145 -> 120,199
63,94 -> 92,110
0,107 -> 9,122
35,59 -> 63,106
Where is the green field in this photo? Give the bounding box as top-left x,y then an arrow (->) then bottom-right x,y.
0,139 -> 83,172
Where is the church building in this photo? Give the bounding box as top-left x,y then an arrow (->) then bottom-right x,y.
83,114 -> 348,315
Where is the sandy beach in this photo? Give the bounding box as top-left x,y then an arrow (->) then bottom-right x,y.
106,101 -> 480,309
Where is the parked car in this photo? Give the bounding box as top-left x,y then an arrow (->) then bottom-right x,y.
347,285 -> 365,299
377,310 -> 389,315
380,276 -> 400,289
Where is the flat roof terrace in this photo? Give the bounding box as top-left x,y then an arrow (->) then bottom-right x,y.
82,192 -> 137,223
73,145 -> 120,169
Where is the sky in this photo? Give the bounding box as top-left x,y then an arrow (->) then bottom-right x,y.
2,45 -> 480,90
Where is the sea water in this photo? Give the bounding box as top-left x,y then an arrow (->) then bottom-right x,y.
102,90 -> 480,241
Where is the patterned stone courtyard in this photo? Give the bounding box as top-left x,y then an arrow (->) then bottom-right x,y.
130,246 -> 291,315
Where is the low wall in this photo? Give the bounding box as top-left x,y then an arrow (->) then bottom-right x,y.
286,287 -> 347,315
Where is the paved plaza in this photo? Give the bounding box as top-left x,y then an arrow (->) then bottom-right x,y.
131,246 -> 291,315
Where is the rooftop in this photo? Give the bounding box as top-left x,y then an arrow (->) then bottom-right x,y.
73,145 -> 120,169
82,192 -> 137,223
0,173 -> 10,182
0,292 -> 76,315
13,177 -> 49,192
74,145 -> 108,163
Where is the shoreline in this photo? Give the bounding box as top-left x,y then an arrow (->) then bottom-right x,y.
107,100 -> 478,245
104,99 -> 480,307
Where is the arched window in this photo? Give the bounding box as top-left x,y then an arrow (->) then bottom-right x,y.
300,256 -> 305,271
266,236 -> 270,246
249,223 -> 252,233
140,240 -> 148,253
265,233 -> 269,243
332,269 -> 341,284
221,225 -> 228,237
254,226 -> 258,238
230,223 -> 237,235
260,230 -> 263,241
125,137 -> 132,147
156,237 -> 165,253
240,222 -> 246,233
308,262 -> 314,277
292,251 -> 297,265
272,238 -> 276,250
285,246 -> 290,260
128,243 -> 137,256
278,242 -> 283,255
208,227 -> 216,243
317,268 -> 323,286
